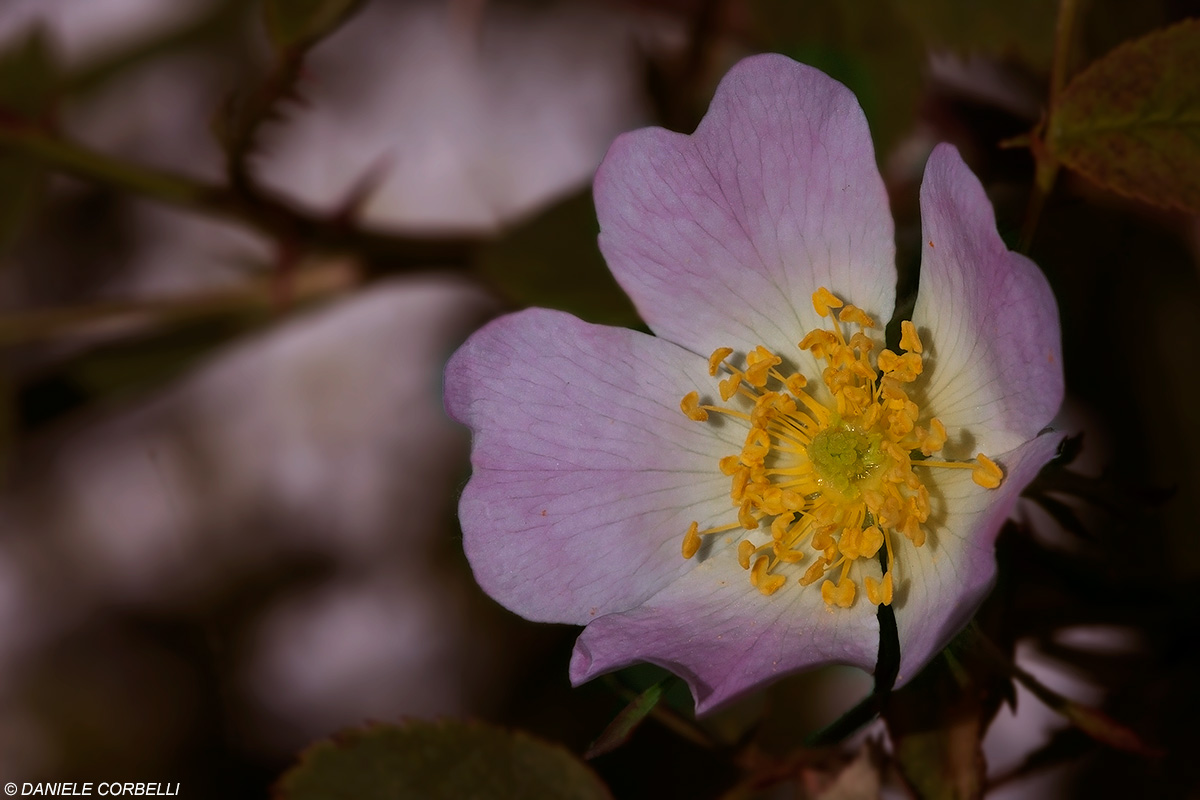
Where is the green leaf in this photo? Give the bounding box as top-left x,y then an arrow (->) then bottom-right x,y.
476,189 -> 642,328
585,681 -> 665,759
276,720 -> 613,800
263,0 -> 365,52
1048,18 -> 1200,213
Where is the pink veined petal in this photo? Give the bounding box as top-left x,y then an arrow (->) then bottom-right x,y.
912,144 -> 1064,458
892,432 -> 1064,685
570,552 -> 879,714
595,53 -> 896,365
444,308 -> 746,625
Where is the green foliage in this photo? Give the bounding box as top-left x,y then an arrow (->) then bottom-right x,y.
276,720 -> 612,800
1049,18 -> 1200,213
263,0 -> 365,53
477,189 -> 642,328
585,680 -> 665,759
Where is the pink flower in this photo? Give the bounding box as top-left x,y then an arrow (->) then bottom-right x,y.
445,54 -> 1063,713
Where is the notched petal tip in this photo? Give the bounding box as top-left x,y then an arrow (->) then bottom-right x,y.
594,52 -> 897,362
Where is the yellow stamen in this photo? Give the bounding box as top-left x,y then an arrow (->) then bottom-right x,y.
750,555 -> 770,587
719,374 -> 742,401
900,320 -> 923,354
922,418 -> 948,455
677,288 -> 1005,608
838,305 -> 875,328
821,577 -> 856,608
865,572 -> 894,606
813,287 -> 843,317
800,558 -> 826,586
680,391 -> 708,421
758,573 -> 786,595
972,454 -> 1004,489
737,539 -> 756,570
708,347 -> 733,376
682,522 -> 702,559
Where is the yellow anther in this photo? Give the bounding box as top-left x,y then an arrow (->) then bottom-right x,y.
865,572 -> 893,606
718,455 -> 740,475
838,305 -> 875,328
784,373 -> 807,395
730,467 -> 750,502
737,501 -> 759,530
799,329 -> 838,358
972,454 -> 1004,489
811,528 -> 834,552
774,543 -> 805,563
770,513 -> 794,541
758,573 -> 787,595
779,490 -> 804,511
901,515 -> 925,546
839,527 -> 864,560
849,331 -> 876,353
718,374 -> 742,401
708,347 -> 734,376
922,418 -> 947,456
812,287 -> 844,317
900,320 -> 923,354
836,385 -> 871,417
680,391 -> 708,421
742,427 -> 771,464
750,555 -> 770,587
859,525 -> 884,559
907,491 -> 930,523
737,539 -> 756,570
744,346 -> 782,387
751,392 -> 783,426
878,350 -> 923,382
821,577 -> 856,608
682,522 -> 702,559
800,559 -> 826,586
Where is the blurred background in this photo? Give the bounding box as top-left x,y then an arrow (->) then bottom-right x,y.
0,0 -> 1198,796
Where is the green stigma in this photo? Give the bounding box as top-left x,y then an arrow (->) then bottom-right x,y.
806,424 -> 885,497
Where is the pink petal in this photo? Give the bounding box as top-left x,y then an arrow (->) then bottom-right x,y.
595,53 -> 896,362
445,308 -> 746,625
912,144 -> 1064,457
570,553 -> 879,713
893,432 -> 1064,685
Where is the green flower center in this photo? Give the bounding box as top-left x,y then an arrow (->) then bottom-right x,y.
807,424 -> 885,498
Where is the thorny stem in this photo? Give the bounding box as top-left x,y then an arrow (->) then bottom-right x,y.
0,261 -> 359,347
222,47 -> 305,197
0,121 -> 484,269
1020,0 -> 1083,252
